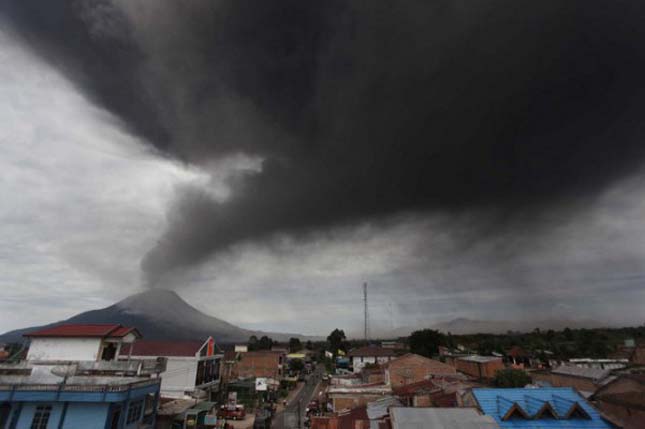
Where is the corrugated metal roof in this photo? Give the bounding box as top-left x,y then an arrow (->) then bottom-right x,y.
25,324 -> 138,338
459,356 -> 503,363
366,396 -> 402,419
472,388 -> 613,429
120,340 -> 206,357
390,407 -> 499,429
551,365 -> 611,382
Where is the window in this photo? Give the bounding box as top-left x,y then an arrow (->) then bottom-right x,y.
126,400 -> 143,424
144,393 -> 157,416
30,405 -> 52,429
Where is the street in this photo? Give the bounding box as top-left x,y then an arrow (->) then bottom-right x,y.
272,366 -> 325,429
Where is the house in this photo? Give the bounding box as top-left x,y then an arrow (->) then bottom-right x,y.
311,404 -> 369,429
347,346 -> 397,373
467,387 -> 614,429
531,365 -> 614,396
568,358 -> 628,371
234,350 -> 285,380
24,324 -> 140,362
119,337 -> 222,400
0,324 -> 162,429
454,356 -> 504,380
390,407 -> 499,429
592,374 -> 645,429
311,396 -> 400,429
392,375 -> 480,408
385,353 -> 456,387
392,379 -> 443,407
630,343 -> 645,365
326,383 -> 392,412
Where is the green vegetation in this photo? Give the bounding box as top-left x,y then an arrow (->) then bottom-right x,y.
248,335 -> 274,351
409,329 -> 447,357
289,337 -> 302,353
327,328 -> 347,356
289,358 -> 305,372
494,368 -> 532,387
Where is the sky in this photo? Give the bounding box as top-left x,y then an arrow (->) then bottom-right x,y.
1,1 -> 645,336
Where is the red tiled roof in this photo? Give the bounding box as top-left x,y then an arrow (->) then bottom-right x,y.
25,324 -> 138,338
120,340 -> 205,357
347,346 -> 397,358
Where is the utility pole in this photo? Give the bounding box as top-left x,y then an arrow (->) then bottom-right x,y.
363,282 -> 369,342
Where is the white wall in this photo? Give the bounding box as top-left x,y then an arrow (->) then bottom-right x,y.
27,338 -> 102,361
352,356 -> 393,373
158,357 -> 198,399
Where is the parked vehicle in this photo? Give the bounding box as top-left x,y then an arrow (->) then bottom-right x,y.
217,405 -> 246,420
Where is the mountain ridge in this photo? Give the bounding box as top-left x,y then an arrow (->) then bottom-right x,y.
0,289 -> 319,343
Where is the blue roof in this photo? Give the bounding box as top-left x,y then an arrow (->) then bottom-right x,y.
472,388 -> 613,429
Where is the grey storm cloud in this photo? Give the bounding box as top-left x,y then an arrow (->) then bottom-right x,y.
4,0 -> 645,287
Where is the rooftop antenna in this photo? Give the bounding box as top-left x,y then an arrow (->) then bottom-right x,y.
363,282 -> 369,342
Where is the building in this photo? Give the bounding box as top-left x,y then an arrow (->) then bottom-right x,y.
592,374 -> 645,429
119,337 -> 222,400
311,396 -> 400,429
630,343 -> 645,365
454,356 -> 504,380
347,346 -> 397,373
568,358 -> 628,371
326,384 -> 392,412
392,379 -> 443,407
531,365 -> 614,396
24,324 -> 140,362
467,387 -> 614,429
385,353 -> 456,387
390,407 -> 499,429
0,324 -> 162,429
234,350 -> 285,380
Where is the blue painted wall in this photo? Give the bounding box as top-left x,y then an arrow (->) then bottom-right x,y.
14,402 -> 64,429
63,403 -> 109,428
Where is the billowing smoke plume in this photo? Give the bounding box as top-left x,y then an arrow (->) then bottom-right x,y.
4,0 -> 645,285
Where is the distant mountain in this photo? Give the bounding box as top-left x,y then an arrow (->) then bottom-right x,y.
430,317 -> 606,335
373,317 -> 608,338
0,289 -> 318,344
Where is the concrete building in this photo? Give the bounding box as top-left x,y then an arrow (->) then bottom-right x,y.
592,374 -> 645,429
385,353 -> 456,387
234,350 -> 285,380
454,356 -> 504,380
630,343 -> 645,365
0,324 -> 162,429
119,337 -> 222,400
24,324 -> 140,362
326,384 -> 392,412
347,346 -> 397,373
531,365 -> 614,396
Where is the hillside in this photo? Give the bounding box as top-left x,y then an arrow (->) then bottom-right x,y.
0,289 -> 317,343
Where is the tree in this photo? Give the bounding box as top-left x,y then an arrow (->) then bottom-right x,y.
248,335 -> 258,351
409,329 -> 446,358
289,337 -> 302,353
289,358 -> 305,372
305,340 -> 313,350
494,369 -> 531,388
327,329 -> 347,356
258,336 -> 274,350
249,335 -> 274,351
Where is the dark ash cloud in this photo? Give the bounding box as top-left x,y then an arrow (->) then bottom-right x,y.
4,0 -> 645,285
